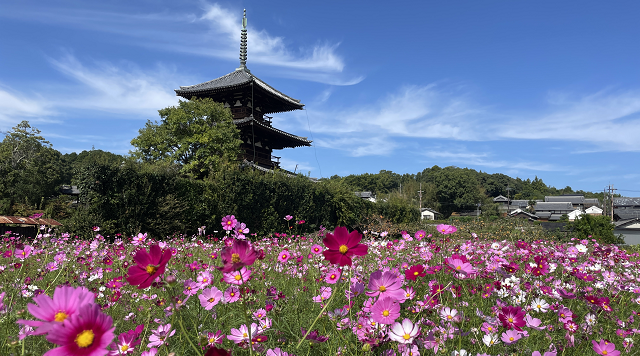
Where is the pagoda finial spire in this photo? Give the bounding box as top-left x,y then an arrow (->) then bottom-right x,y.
238,9 -> 248,71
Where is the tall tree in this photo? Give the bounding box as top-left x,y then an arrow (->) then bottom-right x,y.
0,121 -> 62,212
130,98 -> 242,180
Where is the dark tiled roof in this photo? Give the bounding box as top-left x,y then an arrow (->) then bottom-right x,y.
175,68 -> 303,112
614,197 -> 640,206
534,202 -> 573,211
493,195 -> 508,202
537,212 -> 552,219
545,195 -> 584,204
615,218 -> 640,228
421,208 -> 441,215
549,214 -> 564,221
234,117 -> 311,147
355,192 -> 375,198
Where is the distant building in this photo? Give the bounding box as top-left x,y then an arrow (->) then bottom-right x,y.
507,209 -> 538,221
613,197 -> 640,221
545,195 -> 585,209
534,202 -> 574,221
567,209 -> 584,221
421,208 -> 441,220
354,192 -> 377,203
585,206 -> 603,216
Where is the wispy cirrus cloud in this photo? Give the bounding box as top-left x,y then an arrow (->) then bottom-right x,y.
1,2 -> 361,85
292,83 -> 640,159
0,86 -> 55,127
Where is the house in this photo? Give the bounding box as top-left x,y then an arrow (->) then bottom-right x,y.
585,206 -> 603,216
493,195 -> 534,216
614,217 -> 640,245
421,208 -> 441,220
545,195 -> 585,209
507,209 -> 538,221
354,192 -> 377,203
567,209 -> 584,221
584,198 -> 601,208
0,216 -> 62,237
613,197 -> 640,221
533,202 -> 574,221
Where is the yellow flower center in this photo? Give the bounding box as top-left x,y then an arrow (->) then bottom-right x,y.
75,330 -> 95,348
243,333 -> 248,337
509,337 -> 514,341
413,271 -> 419,276
382,310 -> 389,317
231,253 -> 241,263
209,338 -> 215,343
508,318 -> 513,323
146,265 -> 157,275
54,311 -> 68,322
281,254 -> 287,260
537,305 -> 541,309
121,345 -> 129,351
456,266 -> 461,270
379,286 -> 386,292
603,352 -> 608,355
406,293 -> 410,297
230,293 -> 235,297
339,245 -> 348,254
208,298 -> 216,303
403,334 -> 411,340
488,327 -> 492,331
234,274 -> 242,281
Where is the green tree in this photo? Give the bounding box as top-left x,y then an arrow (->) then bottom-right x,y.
570,214 -> 623,245
130,98 -> 242,179
0,121 -> 62,213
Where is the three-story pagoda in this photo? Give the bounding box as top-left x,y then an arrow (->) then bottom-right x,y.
174,10 -> 311,170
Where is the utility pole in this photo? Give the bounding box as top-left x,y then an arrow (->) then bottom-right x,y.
608,184 -> 617,222
418,183 -> 423,219
506,184 -> 513,216
476,202 -> 481,221
602,188 -> 607,218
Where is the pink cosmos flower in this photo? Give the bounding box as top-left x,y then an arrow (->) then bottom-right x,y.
267,348 -> 291,356
141,349 -> 158,356
592,339 -> 620,356
277,250 -> 291,263
224,286 -> 240,303
44,303 -> 115,356
126,245 -> 172,289
197,271 -> 213,288
322,226 -> 368,266
388,318 -> 420,344
227,323 -> 260,344
313,286 -> 332,303
14,245 -> 33,260
440,307 -> 460,323
310,244 -> 323,255
436,224 -> 457,234
405,265 -> 426,281
366,270 -> 405,300
147,324 -> 175,348
221,215 -> 237,231
370,297 -> 400,325
325,269 -> 341,284
346,282 -> 365,299
199,287 -> 223,310
447,258 -> 476,275
17,286 -> 95,336
532,352 -> 557,356
222,267 -> 252,285
131,233 -> 147,246
501,329 -> 522,344
216,240 -> 257,273
284,215 -> 293,221
414,230 -> 427,240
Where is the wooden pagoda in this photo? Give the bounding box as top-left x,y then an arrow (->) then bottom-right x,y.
174,10 -> 311,170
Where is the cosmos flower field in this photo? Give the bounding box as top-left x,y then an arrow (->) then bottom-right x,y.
1,216 -> 639,356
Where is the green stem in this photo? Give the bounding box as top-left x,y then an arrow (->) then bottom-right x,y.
296,267 -> 344,350
177,312 -> 202,356
44,265 -> 65,295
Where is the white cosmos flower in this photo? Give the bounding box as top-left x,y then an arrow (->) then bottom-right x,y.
575,244 -> 588,253
482,333 -> 500,347
388,318 -> 420,344
530,298 -> 549,313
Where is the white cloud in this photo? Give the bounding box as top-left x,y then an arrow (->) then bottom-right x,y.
4,3 -> 357,85
0,87 -> 54,127
47,54 -> 180,116
295,84 -> 640,157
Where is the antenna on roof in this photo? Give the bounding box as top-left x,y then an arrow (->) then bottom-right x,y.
238,9 -> 248,71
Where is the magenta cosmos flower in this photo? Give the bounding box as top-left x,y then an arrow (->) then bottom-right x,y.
370,297 -> 400,324
592,339 -> 620,356
436,224 -> 457,234
18,286 -> 95,336
44,303 -> 115,356
216,240 -> 257,273
322,226 -> 368,266
447,258 -> 476,275
221,215 -> 238,231
126,245 -> 172,289
498,306 -> 526,331
277,250 -> 291,263
404,265 -> 426,281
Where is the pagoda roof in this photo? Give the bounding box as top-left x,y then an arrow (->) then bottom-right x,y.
234,117 -> 311,148
175,68 -> 304,114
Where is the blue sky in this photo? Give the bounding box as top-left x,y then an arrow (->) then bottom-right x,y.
2,0 -> 640,194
